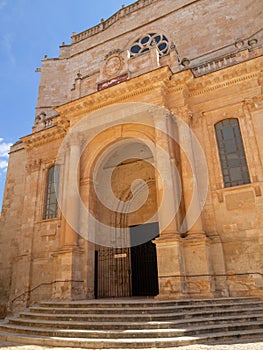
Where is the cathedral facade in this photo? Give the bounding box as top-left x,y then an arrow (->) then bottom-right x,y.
1,0 -> 263,314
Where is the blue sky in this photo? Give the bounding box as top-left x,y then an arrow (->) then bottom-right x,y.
0,0 -> 134,209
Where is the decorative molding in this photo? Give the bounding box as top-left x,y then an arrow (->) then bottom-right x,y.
25,57 -> 263,151
169,70 -> 193,90
172,105 -> 193,124
26,159 -> 42,174
22,121 -> 68,151
202,101 -> 245,124
242,95 -> 263,112
56,66 -> 173,118
188,56 -> 263,96
103,54 -> 124,78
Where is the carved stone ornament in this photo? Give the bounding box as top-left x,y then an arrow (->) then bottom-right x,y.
103,54 -> 124,78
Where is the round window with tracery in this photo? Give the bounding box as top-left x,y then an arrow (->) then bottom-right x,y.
130,33 -> 169,57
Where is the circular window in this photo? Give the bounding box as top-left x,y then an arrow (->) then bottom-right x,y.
130,33 -> 169,57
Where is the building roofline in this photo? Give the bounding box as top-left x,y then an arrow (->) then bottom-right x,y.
71,0 -> 159,44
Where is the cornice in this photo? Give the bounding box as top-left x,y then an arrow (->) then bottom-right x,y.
169,70 -> 193,92
188,56 -> 263,96
21,122 -> 68,151
55,66 -> 173,119
242,95 -> 263,112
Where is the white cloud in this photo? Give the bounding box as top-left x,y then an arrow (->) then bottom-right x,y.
0,138 -> 12,172
0,138 -> 12,157
0,142 -> 11,157
0,160 -> 8,169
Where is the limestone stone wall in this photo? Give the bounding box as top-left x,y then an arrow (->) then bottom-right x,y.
0,142 -> 26,310
1,0 -> 263,309
35,0 -> 262,118
186,58 -> 263,297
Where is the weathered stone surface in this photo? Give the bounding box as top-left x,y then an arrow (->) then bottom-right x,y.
0,0 -> 263,309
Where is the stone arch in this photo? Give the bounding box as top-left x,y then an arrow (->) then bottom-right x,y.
80,123 -> 156,183
67,101 -> 172,248
78,123 -> 159,298
80,134 -> 158,244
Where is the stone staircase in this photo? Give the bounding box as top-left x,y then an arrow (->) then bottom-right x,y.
0,297 -> 263,348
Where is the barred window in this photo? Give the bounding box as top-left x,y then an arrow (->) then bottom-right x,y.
215,118 -> 250,188
44,165 -> 60,219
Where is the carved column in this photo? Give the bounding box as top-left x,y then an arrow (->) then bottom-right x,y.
152,109 -> 187,299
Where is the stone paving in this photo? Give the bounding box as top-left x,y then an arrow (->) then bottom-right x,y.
1,340 -> 263,349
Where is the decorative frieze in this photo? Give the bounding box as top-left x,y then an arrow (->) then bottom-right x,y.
56,67 -> 173,118
22,121 -> 68,151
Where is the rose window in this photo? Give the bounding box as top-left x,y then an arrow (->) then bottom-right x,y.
130,33 -> 169,57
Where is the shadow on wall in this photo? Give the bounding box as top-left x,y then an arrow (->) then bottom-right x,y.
0,304 -> 7,319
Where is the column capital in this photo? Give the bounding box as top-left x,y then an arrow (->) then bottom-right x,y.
173,106 -> 193,125
26,159 -> 42,174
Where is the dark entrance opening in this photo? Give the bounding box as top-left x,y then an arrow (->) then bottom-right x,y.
130,222 -> 159,296
94,222 -> 159,298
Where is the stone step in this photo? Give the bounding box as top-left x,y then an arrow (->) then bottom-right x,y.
7,313 -> 263,330
1,297 -> 263,348
1,325 -> 263,349
29,300 -> 263,315
20,306 -> 263,323
38,296 -> 260,309
1,319 -> 263,339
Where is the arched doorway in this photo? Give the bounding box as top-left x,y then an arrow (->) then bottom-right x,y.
92,140 -> 159,298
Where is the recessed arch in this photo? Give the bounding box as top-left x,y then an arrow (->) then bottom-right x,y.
80,133 -> 159,298
80,123 -> 156,183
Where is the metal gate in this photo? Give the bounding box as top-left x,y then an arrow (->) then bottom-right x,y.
94,247 -> 131,298
94,223 -> 159,298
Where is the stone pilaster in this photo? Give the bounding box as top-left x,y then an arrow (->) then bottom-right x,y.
52,248 -> 85,300
9,159 -> 42,310
174,107 -> 214,297
52,133 -> 86,301
153,111 -> 179,235
153,110 -> 187,299
79,177 -> 96,299
62,134 -> 81,247
154,235 -> 187,299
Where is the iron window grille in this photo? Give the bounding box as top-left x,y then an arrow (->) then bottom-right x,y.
215,118 -> 250,188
